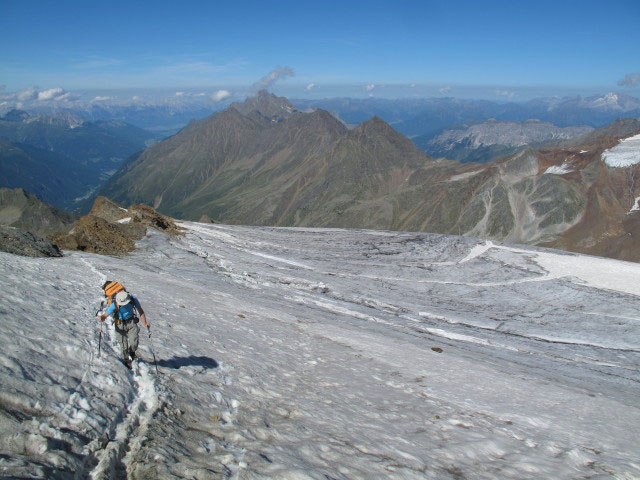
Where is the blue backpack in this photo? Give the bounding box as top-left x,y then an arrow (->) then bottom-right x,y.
116,300 -> 138,321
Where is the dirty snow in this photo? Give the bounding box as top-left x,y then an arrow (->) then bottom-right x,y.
602,133 -> 640,167
630,196 -> 640,214
446,170 -> 482,182
1,224 -> 640,479
543,164 -> 573,175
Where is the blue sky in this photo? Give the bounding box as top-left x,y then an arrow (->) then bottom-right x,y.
1,0 -> 639,99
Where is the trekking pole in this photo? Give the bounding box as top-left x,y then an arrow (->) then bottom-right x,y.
98,321 -> 103,357
147,326 -> 159,374
95,308 -> 103,357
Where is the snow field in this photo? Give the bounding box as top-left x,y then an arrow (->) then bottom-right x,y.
602,132 -> 640,167
2,224 -> 640,478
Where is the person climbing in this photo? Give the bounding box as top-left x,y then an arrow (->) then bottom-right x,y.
98,281 -> 150,368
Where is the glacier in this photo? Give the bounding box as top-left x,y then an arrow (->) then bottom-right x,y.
602,133 -> 640,168
1,222 -> 639,479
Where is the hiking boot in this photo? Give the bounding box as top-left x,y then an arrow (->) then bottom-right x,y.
129,350 -> 136,361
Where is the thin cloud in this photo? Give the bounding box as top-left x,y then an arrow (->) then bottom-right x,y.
158,61 -> 230,75
251,66 -> 294,93
439,86 -> 452,94
305,82 -> 316,91
73,57 -> 123,69
176,91 -> 206,97
618,72 -> 640,87
17,87 -> 39,101
495,89 -> 515,99
211,89 -> 231,101
92,96 -> 111,101
365,84 -> 376,92
38,88 -> 67,101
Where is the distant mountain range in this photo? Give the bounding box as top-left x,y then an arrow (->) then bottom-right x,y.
420,119 -> 594,163
101,91 -> 640,261
293,92 -> 640,139
0,110 -> 157,210
5,91 -> 639,146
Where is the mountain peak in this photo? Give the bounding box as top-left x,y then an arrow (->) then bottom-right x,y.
2,109 -> 30,122
230,90 -> 298,122
352,115 -> 413,144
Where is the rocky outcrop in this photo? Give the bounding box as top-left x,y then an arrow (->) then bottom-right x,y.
50,215 -> 145,256
0,188 -> 77,237
0,225 -> 62,257
88,196 -> 130,223
50,198 -> 182,256
128,204 -> 183,236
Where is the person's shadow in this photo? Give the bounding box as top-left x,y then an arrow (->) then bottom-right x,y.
156,355 -> 219,370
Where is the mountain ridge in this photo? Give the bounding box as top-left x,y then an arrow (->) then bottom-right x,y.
101,92 -> 640,261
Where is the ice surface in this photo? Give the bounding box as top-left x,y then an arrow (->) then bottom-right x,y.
1,224 -> 640,479
602,133 -> 640,167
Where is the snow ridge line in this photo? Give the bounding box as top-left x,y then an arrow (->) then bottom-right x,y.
80,256 -> 107,286
89,362 -> 159,480
57,257 -> 108,424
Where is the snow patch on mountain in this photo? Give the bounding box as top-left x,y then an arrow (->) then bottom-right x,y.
544,164 -> 573,175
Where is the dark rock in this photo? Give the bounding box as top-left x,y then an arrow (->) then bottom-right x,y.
0,225 -> 62,257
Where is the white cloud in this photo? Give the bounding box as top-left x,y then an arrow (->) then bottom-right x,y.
53,92 -> 72,102
211,89 -> 231,101
92,96 -> 111,101
305,83 -> 316,91
618,72 -> 640,88
495,89 -> 515,99
251,66 -> 295,93
439,86 -> 452,94
37,88 -> 66,101
365,84 -> 376,91
175,91 -> 186,96
17,87 -> 39,101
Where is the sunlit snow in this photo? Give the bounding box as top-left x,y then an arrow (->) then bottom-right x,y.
1,223 -> 640,479
601,133 -> 640,167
